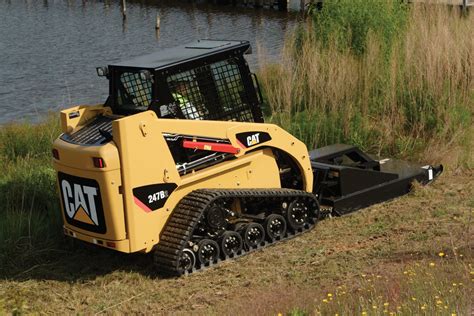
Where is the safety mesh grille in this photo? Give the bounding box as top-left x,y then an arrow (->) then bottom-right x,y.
166,58 -> 255,122
61,116 -> 114,146
118,72 -> 152,111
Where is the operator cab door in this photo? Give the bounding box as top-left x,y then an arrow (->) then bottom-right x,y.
163,56 -> 263,123
112,68 -> 155,116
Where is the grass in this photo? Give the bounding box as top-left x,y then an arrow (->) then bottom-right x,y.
259,2 -> 473,161
0,117 -> 63,275
0,167 -> 471,314
289,259 -> 471,315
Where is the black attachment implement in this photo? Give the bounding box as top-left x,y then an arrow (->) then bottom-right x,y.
310,144 -> 443,215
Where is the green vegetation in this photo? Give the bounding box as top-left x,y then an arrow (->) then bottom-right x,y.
260,2 -> 473,161
0,117 -> 62,275
310,0 -> 408,55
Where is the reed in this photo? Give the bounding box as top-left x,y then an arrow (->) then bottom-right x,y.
259,2 -> 473,161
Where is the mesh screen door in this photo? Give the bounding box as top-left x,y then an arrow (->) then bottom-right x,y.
117,72 -> 152,111
166,58 -> 255,122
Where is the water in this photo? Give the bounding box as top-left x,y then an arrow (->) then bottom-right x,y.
0,0 -> 299,124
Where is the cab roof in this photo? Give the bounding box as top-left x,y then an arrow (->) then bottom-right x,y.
109,39 -> 251,70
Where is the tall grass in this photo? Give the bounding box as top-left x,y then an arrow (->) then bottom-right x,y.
260,3 -> 473,161
289,258 -> 472,315
0,117 -> 62,274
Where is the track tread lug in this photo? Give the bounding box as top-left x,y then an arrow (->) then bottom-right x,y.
154,188 -> 319,276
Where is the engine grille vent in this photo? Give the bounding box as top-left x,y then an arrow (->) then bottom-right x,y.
61,116 -> 115,146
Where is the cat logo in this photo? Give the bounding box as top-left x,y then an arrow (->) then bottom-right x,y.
246,133 -> 260,147
58,172 -> 106,233
236,131 -> 272,148
61,181 -> 99,226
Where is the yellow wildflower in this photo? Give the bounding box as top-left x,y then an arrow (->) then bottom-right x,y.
411,297 -> 417,301
362,312 -> 367,316
436,300 -> 442,305
327,293 -> 333,297
452,283 -> 457,287
323,299 -> 329,303
429,262 -> 435,267
277,313 -> 283,316
438,252 -> 445,257
403,271 -> 408,275
372,305 -> 377,309
384,302 -> 389,307
421,306 -> 426,310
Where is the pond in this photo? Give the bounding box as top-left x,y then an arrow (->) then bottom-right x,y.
0,0 -> 300,124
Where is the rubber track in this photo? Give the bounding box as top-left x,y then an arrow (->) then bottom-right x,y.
154,189 -> 319,276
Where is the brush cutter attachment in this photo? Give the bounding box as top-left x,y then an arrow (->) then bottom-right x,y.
310,144 -> 443,216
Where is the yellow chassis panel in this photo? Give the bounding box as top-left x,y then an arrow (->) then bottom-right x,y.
55,108 -> 314,254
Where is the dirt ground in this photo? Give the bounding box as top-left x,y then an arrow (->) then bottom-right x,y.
0,168 -> 472,315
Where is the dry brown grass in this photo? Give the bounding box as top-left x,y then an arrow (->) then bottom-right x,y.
259,5 -> 473,162
0,164 -> 472,315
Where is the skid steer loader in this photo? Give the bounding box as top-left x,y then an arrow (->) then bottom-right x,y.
52,40 -> 442,275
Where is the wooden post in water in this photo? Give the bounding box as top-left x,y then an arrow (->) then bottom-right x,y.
121,0 -> 127,19
155,14 -> 161,29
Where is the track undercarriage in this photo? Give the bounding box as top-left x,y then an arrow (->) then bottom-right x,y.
154,189 -> 319,276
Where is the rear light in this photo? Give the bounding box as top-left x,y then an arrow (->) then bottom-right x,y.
106,242 -> 116,248
52,149 -> 60,160
93,157 -> 105,168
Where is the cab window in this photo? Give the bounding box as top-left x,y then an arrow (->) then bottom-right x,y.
117,72 -> 152,111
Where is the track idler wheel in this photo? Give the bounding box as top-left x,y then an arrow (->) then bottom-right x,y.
206,205 -> 227,230
286,199 -> 310,230
240,223 -> 265,249
197,239 -> 220,265
264,214 -> 287,241
177,248 -> 196,274
219,231 -> 243,257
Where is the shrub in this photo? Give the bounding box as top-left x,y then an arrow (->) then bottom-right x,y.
312,0 -> 408,56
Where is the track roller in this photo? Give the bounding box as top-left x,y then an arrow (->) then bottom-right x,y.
264,214 -> 287,241
177,249 -> 196,274
286,199 -> 310,230
219,231 -> 243,257
240,222 -> 265,249
197,239 -> 220,265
